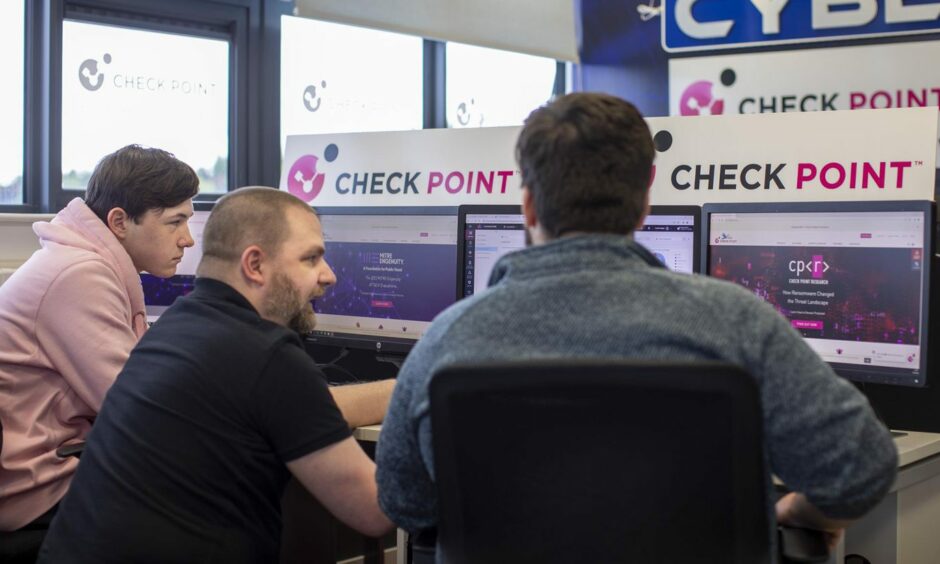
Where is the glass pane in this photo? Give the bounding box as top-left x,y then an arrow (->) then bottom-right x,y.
0,0 -> 25,204
280,16 -> 423,152
446,43 -> 557,128
62,21 -> 229,194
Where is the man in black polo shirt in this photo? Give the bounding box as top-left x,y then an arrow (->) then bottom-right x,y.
38,187 -> 393,563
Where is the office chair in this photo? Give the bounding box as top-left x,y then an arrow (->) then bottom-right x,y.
424,360 -> 827,564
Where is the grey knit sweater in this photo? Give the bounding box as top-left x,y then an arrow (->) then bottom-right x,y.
376,234 -> 897,535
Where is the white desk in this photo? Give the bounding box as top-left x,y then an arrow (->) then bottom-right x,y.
839,431 -> 940,564
355,427 -> 940,564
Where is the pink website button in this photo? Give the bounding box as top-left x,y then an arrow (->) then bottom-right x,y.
371,300 -> 394,308
860,233 -> 872,239
792,320 -> 823,330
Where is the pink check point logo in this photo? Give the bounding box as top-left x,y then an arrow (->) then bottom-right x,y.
287,155 -> 325,202
679,81 -> 724,116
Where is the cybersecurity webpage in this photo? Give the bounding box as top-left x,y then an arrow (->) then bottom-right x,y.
635,215 -> 696,274
464,213 -> 526,297
314,214 -> 458,341
142,210 -> 209,323
709,211 -> 926,383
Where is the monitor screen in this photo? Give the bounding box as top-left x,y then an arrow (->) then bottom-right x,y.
309,207 -> 459,354
457,204 -> 701,299
141,202 -> 213,323
635,206 -> 700,275
704,201 -> 933,387
458,205 -> 526,298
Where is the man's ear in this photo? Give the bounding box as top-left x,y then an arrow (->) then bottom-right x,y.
240,245 -> 266,287
106,208 -> 131,240
521,187 -> 538,229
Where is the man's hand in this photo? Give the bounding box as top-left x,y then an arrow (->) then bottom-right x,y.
329,379 -> 395,428
776,492 -> 849,551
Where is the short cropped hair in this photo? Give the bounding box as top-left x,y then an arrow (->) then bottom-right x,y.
84,145 -> 200,223
515,92 -> 654,238
200,187 -> 316,265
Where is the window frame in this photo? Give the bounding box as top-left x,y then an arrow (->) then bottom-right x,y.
7,0 -> 566,215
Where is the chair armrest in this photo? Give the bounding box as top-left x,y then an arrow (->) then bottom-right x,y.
55,441 -> 86,459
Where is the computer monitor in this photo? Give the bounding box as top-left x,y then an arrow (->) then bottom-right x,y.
308,207 -> 459,354
141,201 -> 213,323
704,200 -> 933,388
635,205 -> 701,275
457,204 -> 701,299
457,205 -> 526,298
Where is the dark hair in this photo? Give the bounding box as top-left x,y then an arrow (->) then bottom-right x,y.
199,186 -> 316,267
515,92 -> 654,238
84,145 -> 200,224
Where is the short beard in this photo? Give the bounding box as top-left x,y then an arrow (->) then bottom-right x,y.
265,273 -> 318,334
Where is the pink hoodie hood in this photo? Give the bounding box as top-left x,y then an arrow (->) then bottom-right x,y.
33,198 -> 147,335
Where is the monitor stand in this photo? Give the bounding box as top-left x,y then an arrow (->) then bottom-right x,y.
376,353 -> 407,370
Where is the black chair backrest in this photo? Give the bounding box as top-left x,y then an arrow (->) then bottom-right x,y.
429,360 -> 771,564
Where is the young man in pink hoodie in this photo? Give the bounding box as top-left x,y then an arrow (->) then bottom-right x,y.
0,145 -> 200,533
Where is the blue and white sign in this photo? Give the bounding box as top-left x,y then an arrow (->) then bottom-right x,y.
663,0 -> 940,52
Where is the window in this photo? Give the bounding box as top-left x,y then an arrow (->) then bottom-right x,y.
61,20 -> 230,194
280,16 -> 423,152
446,42 -> 558,128
1,0 -> 25,205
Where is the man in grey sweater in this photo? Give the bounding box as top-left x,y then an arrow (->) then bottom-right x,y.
375,92 -> 897,546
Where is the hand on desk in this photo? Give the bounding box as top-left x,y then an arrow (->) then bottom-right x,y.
329,379 -> 396,429
775,491 -> 848,551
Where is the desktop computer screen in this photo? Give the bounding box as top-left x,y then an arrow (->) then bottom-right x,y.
458,205 -> 526,298
704,201 -> 933,387
309,207 -> 459,354
141,202 -> 213,323
635,206 -> 701,275
458,204 -> 701,298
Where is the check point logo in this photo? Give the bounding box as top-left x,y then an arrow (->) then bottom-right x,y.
79,53 -> 111,92
678,68 -> 736,116
288,143 -> 339,203
303,81 -> 327,113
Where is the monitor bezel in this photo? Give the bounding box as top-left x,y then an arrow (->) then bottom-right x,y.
639,204 -> 703,275
702,199 -> 933,388
457,204 -> 525,299
307,206 -> 459,355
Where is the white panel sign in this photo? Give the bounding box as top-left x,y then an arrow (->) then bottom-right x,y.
281,127 -> 522,206
647,108 -> 937,205
282,108 -> 937,208
668,40 -> 940,166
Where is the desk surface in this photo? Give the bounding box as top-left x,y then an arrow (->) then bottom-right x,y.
353,425 -> 382,443
354,426 -> 940,469
894,431 -> 940,467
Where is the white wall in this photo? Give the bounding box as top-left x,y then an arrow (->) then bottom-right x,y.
0,213 -> 51,280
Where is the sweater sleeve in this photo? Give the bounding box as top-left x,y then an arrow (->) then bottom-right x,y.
746,297 -> 898,519
375,330 -> 443,533
35,260 -> 139,412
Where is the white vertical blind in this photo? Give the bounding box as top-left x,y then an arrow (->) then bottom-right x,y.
293,0 -> 579,62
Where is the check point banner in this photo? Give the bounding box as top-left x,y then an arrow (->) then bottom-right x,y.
646,107 -> 937,205
281,127 -> 523,207
281,107 -> 937,208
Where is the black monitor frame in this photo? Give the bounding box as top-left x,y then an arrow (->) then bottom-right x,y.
306,206 -> 459,355
637,205 -> 702,274
702,200 -> 934,390
457,204 -> 525,299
